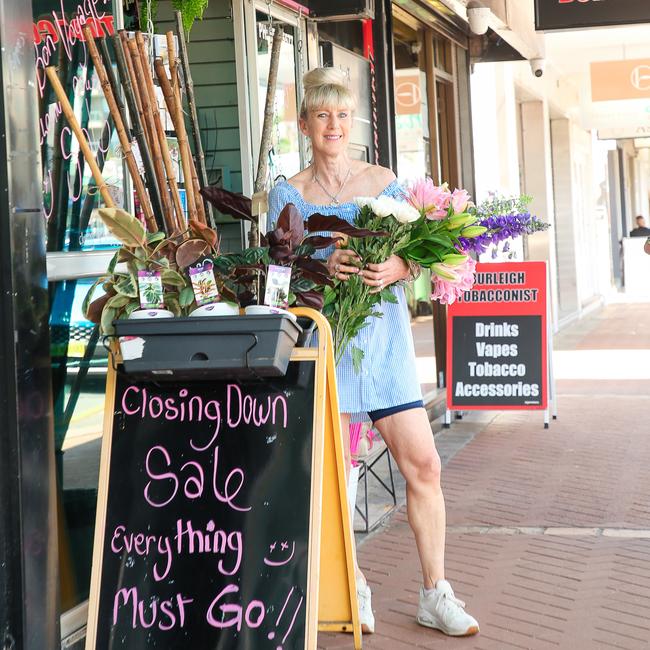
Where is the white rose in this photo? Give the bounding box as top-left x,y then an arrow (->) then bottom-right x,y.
370,196 -> 400,218
354,196 -> 375,209
395,202 -> 421,223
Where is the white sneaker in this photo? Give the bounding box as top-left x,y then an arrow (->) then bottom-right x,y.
356,577 -> 375,634
416,580 -> 479,636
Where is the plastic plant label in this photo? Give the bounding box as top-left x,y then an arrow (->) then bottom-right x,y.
189,259 -> 220,306
137,270 -> 164,309
264,264 -> 292,309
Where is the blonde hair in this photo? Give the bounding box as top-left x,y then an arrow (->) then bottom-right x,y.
299,67 -> 357,119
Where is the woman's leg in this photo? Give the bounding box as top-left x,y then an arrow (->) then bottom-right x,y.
372,407 -> 445,588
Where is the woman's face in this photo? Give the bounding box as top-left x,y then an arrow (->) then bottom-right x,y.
300,106 -> 353,156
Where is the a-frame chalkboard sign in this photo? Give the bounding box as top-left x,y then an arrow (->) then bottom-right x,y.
85,308 -> 361,650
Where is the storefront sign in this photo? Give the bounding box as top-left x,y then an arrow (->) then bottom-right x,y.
87,364 -> 316,649
446,262 -> 548,410
591,59 -> 650,101
535,0 -> 650,31
395,70 -> 422,115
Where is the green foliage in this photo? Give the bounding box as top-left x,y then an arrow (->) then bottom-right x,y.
172,0 -> 210,35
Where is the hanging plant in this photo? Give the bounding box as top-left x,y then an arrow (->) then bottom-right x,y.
139,0 -> 209,35
173,0 -> 210,35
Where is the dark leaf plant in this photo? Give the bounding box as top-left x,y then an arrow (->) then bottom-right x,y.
83,208 -> 191,336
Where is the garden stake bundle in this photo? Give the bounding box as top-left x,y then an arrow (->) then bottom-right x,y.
81,25 -> 159,233
157,30 -> 206,226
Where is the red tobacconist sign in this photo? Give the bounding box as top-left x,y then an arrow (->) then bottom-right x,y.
446,261 -> 548,411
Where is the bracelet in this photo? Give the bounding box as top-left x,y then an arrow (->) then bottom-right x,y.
406,260 -> 421,282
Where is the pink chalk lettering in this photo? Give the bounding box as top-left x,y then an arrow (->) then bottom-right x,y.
212,446 -> 251,513
264,540 -> 296,567
113,587 -> 193,629
226,384 -> 288,429
174,520 -> 243,576
206,585 -> 265,631
144,445 -> 179,508
180,461 -> 204,499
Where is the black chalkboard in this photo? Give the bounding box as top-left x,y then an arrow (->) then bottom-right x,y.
91,360 -> 316,650
450,315 -> 543,407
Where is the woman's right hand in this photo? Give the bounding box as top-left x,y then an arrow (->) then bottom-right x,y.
327,248 -> 361,281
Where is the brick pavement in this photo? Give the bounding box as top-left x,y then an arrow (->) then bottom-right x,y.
318,301 -> 650,649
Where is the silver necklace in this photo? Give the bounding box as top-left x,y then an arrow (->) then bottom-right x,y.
312,167 -> 352,205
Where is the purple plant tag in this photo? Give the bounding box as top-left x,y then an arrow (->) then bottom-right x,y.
189,259 -> 220,306
264,264 -> 292,309
137,270 -> 164,309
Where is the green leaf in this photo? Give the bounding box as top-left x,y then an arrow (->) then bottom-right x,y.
351,346 -> 364,374
114,274 -> 138,298
161,269 -> 187,287
97,208 -> 146,248
179,286 -> 195,307
82,276 -> 106,319
147,231 -> 167,245
105,294 -> 132,309
164,295 -> 182,317
100,306 -> 117,336
124,301 -> 140,317
107,249 -> 120,273
379,288 -> 398,304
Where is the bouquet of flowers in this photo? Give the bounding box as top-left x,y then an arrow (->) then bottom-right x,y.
458,193 -> 549,258
322,180 -> 487,369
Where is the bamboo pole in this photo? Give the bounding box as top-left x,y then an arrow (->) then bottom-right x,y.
96,37 -> 130,136
165,31 -> 206,224
81,26 -> 158,232
251,25 -> 284,247
134,32 -> 185,235
154,42 -> 200,225
119,30 -> 151,146
108,35 -> 165,223
45,66 -> 115,208
126,36 -> 173,233
152,58 -> 191,233
172,15 -> 215,228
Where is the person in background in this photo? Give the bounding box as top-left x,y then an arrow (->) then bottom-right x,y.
629,215 -> 650,237
267,66 -> 479,638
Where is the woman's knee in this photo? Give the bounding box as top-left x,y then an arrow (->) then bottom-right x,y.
408,449 -> 441,487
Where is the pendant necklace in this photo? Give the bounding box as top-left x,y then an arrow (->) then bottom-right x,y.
312,167 -> 352,205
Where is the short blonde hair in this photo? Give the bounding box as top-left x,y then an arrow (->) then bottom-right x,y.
299,67 -> 357,119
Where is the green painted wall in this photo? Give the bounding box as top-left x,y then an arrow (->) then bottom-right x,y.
155,0 -> 244,251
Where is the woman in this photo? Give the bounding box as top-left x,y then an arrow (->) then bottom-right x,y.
268,67 -> 479,637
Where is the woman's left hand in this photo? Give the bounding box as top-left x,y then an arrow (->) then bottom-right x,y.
360,255 -> 410,293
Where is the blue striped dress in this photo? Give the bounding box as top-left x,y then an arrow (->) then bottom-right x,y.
268,179 -> 422,419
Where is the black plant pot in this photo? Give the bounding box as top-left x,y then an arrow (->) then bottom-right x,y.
113,314 -> 302,380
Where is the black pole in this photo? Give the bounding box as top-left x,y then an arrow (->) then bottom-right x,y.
0,1 -> 59,648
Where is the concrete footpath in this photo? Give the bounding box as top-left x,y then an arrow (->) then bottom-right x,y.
318,299 -> 650,649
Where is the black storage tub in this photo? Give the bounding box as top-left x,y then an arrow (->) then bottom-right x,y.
113,314 -> 302,380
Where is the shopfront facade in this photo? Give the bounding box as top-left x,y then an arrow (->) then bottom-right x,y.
3,1 -> 478,646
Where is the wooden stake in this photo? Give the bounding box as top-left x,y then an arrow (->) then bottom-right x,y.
119,31 -> 151,146
126,35 -> 173,233
153,58 -> 191,234
109,35 -> 165,223
165,31 -> 206,224
172,16 -> 215,228
252,25 -> 284,247
45,66 -> 115,208
81,26 -> 158,232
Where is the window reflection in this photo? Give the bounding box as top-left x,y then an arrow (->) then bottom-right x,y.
50,277 -> 107,611
256,14 -> 301,181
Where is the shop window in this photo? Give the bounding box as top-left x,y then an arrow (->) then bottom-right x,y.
392,20 -> 431,182
34,0 -> 120,631
255,11 -> 303,182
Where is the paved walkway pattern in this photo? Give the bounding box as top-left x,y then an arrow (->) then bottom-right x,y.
318,301 -> 650,649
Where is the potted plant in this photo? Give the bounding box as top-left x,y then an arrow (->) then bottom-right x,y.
82,208 -> 190,335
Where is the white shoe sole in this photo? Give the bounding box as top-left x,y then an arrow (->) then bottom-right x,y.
417,613 -> 479,636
